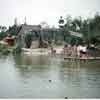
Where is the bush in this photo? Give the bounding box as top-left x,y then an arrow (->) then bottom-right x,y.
25,33 -> 33,48
0,32 -> 7,40
0,44 -> 10,55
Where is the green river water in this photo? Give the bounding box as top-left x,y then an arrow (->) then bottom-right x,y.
0,54 -> 100,98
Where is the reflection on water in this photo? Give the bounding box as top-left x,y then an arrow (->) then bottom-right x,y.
0,54 -> 100,98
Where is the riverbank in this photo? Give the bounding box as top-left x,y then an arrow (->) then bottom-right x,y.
22,46 -> 64,55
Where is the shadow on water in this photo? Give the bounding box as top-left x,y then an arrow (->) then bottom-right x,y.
13,54 -> 52,79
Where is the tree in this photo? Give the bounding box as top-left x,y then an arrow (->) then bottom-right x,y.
0,26 -> 7,32
0,31 -> 7,40
24,32 -> 33,48
65,15 -> 72,31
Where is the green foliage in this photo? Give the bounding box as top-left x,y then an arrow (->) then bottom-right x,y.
0,44 -> 10,55
13,45 -> 22,54
8,25 -> 21,36
64,13 -> 100,45
24,32 -> 33,48
0,32 -> 7,40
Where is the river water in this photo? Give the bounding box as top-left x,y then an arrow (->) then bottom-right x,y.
0,54 -> 100,98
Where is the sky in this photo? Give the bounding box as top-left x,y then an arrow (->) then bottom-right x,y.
0,0 -> 100,27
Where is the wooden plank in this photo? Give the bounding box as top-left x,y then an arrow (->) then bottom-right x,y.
64,57 -> 100,60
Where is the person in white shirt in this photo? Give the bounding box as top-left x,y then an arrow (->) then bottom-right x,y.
77,44 -> 82,57
77,44 -> 87,58
80,44 -> 87,58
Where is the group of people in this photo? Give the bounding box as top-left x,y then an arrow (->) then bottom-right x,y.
63,43 -> 88,58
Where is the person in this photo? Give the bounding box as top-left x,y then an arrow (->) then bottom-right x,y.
63,44 -> 68,56
67,44 -> 72,56
80,44 -> 87,58
72,44 -> 77,57
51,46 -> 56,54
77,44 -> 82,57
77,43 -> 87,58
